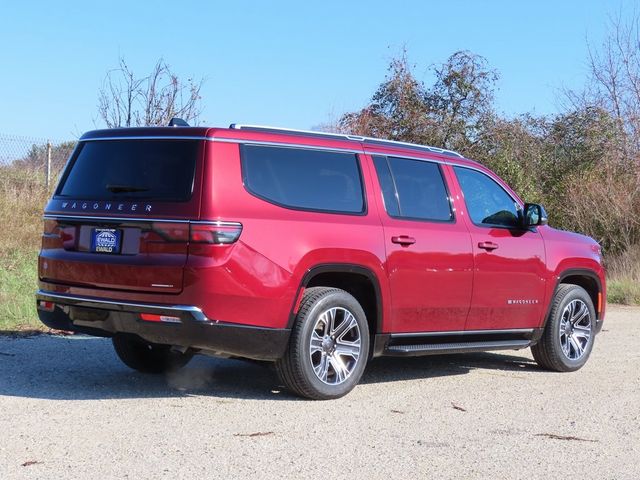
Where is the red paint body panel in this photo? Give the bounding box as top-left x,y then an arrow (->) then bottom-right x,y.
38,126 -> 606,338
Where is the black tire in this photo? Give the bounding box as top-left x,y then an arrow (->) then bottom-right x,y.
275,287 -> 370,400
531,284 -> 596,372
112,334 -> 193,374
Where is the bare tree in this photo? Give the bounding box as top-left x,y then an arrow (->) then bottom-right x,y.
98,57 -> 203,128
566,12 -> 640,154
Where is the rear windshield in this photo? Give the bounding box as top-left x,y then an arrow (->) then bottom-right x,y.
56,139 -> 199,202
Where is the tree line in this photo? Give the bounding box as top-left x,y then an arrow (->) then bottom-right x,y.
334,16 -> 640,258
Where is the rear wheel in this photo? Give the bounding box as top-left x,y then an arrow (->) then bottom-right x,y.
276,287 -> 369,400
532,284 -> 596,372
112,334 -> 193,374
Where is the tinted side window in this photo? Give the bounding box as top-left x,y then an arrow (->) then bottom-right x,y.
454,167 -> 519,227
373,156 -> 452,221
241,145 -> 365,214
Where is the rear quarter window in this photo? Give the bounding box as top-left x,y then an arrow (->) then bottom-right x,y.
56,139 -> 199,202
240,145 -> 365,214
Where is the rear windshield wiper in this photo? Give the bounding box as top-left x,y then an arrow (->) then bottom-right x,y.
105,184 -> 150,193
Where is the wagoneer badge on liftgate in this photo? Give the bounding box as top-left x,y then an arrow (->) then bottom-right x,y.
59,201 -> 153,213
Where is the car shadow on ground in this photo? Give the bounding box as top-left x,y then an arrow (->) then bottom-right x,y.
0,334 -> 541,402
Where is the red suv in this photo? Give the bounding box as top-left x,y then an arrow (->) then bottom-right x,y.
36,123 -> 606,399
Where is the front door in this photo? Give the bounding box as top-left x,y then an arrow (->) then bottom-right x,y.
451,166 -> 547,330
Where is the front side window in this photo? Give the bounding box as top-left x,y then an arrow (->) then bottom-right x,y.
454,166 -> 519,227
373,155 -> 452,222
241,145 -> 365,214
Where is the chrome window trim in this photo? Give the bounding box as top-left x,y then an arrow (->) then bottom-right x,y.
214,137 -> 363,154
43,214 -> 241,227
190,220 -> 242,227
44,214 -> 189,223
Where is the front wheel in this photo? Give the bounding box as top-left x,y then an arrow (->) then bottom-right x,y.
275,287 -> 370,400
531,284 -> 596,372
112,334 -> 193,374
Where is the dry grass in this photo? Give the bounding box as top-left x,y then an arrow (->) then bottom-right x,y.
606,246 -> 640,305
0,166 -> 50,253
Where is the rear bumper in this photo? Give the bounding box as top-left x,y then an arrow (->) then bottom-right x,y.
36,290 -> 290,361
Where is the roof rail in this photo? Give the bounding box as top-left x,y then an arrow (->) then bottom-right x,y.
362,137 -> 464,158
228,124 -> 464,158
229,124 -> 364,142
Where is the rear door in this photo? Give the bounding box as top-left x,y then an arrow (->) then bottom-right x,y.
451,166 -> 546,330
372,155 -> 473,333
39,138 -> 204,294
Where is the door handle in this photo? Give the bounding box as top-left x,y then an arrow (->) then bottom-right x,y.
478,241 -> 499,251
392,235 -> 416,246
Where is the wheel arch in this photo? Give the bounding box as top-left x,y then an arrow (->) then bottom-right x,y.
288,263 -> 383,336
547,269 -> 603,324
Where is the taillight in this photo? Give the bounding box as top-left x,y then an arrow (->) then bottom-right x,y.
189,222 -> 242,244
152,222 -> 190,242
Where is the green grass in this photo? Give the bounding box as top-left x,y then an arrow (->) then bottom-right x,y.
0,250 -> 41,331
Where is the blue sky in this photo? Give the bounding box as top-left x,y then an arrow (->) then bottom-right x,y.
1,0 -> 635,140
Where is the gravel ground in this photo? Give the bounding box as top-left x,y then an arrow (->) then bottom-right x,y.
0,305 -> 638,480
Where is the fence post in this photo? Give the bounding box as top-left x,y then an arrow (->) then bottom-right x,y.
46,140 -> 52,190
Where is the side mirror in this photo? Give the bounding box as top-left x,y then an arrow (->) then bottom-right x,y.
523,203 -> 548,227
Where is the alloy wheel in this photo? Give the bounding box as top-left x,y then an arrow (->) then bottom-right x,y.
558,299 -> 592,361
309,307 -> 362,385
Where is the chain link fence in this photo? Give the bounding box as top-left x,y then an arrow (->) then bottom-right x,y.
0,134 -> 77,189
